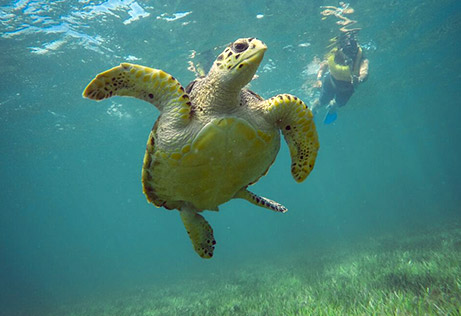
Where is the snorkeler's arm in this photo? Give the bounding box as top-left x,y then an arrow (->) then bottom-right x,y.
314,61 -> 329,88
317,61 -> 328,80
358,58 -> 369,83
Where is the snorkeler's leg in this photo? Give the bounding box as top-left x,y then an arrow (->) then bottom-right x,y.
334,85 -> 354,107
324,84 -> 354,124
318,73 -> 335,107
312,75 -> 333,113
310,99 -> 320,113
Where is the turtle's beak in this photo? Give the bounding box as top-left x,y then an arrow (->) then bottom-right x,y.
245,39 -> 267,65
253,39 -> 267,51
234,38 -> 267,69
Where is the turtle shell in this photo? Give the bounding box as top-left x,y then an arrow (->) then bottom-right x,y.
142,115 -> 280,211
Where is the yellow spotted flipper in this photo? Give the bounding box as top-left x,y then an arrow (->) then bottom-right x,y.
82,63 -> 192,123
179,208 -> 215,259
262,94 -> 319,182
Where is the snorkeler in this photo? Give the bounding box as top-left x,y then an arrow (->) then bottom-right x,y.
310,31 -> 369,124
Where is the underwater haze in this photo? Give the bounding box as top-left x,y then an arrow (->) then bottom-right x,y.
1,0 -> 460,315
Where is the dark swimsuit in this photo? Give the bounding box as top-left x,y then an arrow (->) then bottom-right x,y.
318,72 -> 354,108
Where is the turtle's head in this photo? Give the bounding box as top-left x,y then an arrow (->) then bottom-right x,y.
208,38 -> 267,90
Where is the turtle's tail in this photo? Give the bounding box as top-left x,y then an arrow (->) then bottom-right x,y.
179,207 -> 216,259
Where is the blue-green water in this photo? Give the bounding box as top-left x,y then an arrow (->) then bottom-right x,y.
1,0 -> 460,315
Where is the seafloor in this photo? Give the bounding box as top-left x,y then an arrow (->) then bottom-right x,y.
42,223 -> 461,316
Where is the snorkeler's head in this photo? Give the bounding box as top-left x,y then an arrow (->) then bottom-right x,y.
338,31 -> 359,59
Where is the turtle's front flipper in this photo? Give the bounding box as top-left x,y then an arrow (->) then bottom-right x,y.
261,94 -> 319,182
179,208 -> 215,259
83,63 -> 192,123
235,188 -> 287,213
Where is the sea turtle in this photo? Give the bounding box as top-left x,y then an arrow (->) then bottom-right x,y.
82,38 -> 319,259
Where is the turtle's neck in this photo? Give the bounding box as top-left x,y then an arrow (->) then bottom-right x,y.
191,72 -> 243,115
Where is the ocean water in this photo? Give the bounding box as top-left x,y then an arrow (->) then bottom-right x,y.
1,0 -> 460,315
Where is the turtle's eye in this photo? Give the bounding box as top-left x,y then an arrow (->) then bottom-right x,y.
232,42 -> 248,53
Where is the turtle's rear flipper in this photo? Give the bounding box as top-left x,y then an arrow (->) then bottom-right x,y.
235,188 -> 287,213
179,208 -> 215,259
